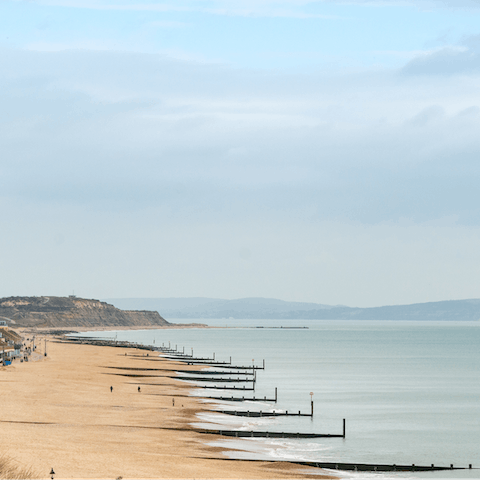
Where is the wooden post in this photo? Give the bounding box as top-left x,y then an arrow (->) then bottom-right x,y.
311,400 -> 314,417
263,359 -> 265,369
343,419 -> 346,438
275,387 -> 277,402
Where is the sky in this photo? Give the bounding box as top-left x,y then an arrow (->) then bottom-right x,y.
2,0 -> 480,307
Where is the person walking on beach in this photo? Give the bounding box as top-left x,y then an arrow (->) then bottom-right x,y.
138,386 -> 141,393
110,386 -> 113,393
172,398 -> 175,407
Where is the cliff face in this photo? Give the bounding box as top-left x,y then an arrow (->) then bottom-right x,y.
0,296 -> 170,328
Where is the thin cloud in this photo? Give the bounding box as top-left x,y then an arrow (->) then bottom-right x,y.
36,0 -> 343,18
148,20 -> 189,28
402,39 -> 480,75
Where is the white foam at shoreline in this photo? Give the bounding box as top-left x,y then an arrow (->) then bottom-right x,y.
207,437 -> 333,462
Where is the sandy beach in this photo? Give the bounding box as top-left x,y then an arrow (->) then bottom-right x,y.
0,335 -> 335,479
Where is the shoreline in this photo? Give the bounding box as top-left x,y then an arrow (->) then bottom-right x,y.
19,323 -> 211,334
1,332 -> 335,479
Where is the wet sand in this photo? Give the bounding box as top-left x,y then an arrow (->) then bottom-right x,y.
0,336 -> 335,479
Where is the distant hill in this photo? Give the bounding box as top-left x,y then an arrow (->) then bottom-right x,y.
106,297 -> 334,320
105,297 -> 480,321
0,296 -> 170,328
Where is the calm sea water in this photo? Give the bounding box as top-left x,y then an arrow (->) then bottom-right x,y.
77,320 -> 480,479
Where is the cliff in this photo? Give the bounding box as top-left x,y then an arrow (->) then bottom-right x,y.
0,296 -> 171,328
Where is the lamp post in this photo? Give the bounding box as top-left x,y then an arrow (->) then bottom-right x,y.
310,392 -> 314,416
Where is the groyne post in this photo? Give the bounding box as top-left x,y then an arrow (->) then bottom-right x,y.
311,400 -> 314,417
275,387 -> 277,403
343,419 -> 346,438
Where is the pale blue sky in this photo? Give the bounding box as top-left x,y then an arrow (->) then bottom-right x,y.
3,1 -> 480,70
2,0 -> 480,307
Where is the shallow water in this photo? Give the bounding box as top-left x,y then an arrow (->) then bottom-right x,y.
76,320 -> 480,478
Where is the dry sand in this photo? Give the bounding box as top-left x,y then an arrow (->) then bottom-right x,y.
0,336 -> 336,479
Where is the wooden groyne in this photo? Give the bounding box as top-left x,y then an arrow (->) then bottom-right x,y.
293,460 -> 475,472
177,376 -> 255,383
180,370 -> 254,376
203,458 -> 475,474
195,364 -> 265,370
202,385 -> 255,390
163,357 -> 233,366
162,353 -> 266,370
217,410 -> 312,418
195,429 -> 344,439
103,366 -> 254,376
203,387 -> 278,402
203,394 -> 277,403
163,355 -> 216,361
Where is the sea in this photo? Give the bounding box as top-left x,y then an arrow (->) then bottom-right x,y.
76,320 -> 480,479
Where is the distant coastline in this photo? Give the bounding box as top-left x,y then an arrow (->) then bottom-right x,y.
105,297 -> 480,321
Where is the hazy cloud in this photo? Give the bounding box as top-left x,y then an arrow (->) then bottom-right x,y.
2,42 -> 480,304
403,36 -> 480,75
34,0 -> 480,12
2,47 -> 480,224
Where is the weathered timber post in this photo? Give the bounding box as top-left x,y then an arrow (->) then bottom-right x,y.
343,418 -> 346,438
